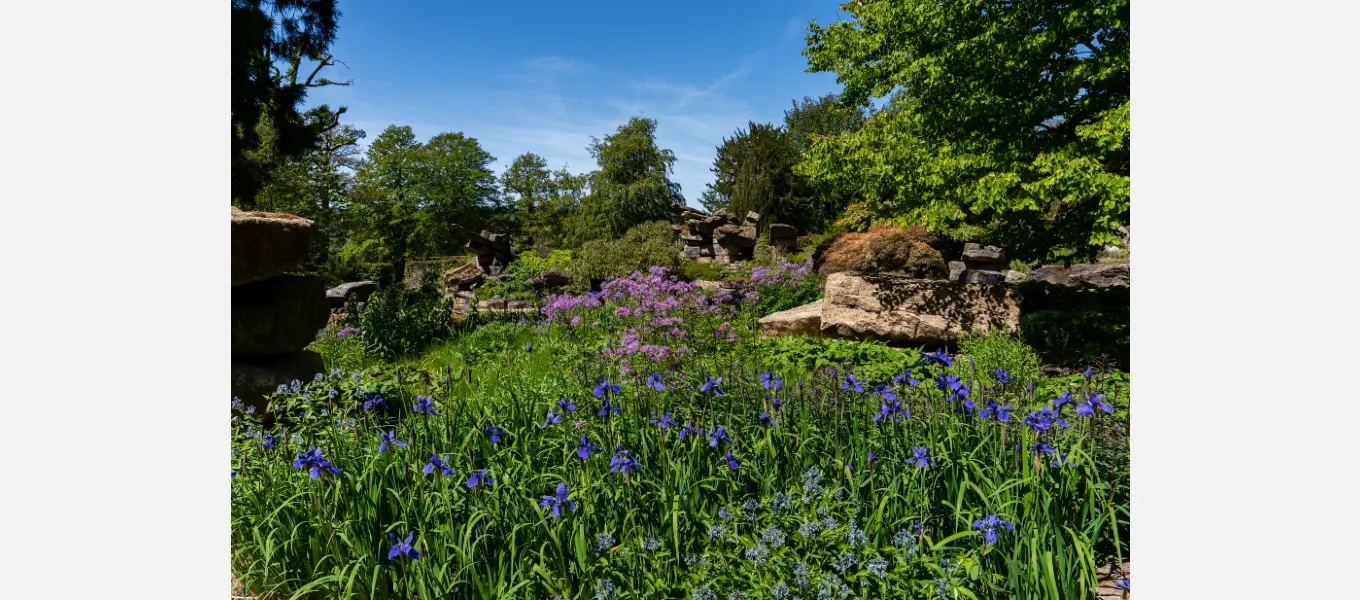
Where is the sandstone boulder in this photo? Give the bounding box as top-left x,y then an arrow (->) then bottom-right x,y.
231,206 -> 314,285
444,262 -> 484,291
529,270 -> 571,290
232,275 -> 330,357
768,223 -> 797,240
962,270 -> 1006,285
819,273 -> 1020,345
326,281 -> 377,308
1069,263 -> 1129,287
759,301 -> 823,338
961,243 -> 1006,265
1005,270 -> 1027,284
231,350 -> 325,415
948,261 -> 967,282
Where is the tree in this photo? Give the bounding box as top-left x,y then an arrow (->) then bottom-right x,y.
580,117 -> 685,239
500,153 -> 555,240
232,0 -> 351,206
713,121 -> 799,225
349,125 -> 422,283
415,132 -> 501,255
799,0 -> 1129,263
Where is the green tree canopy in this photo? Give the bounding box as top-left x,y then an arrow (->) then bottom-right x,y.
415,132 -> 500,255
348,125 -> 423,282
580,117 -> 685,239
799,0 -> 1129,263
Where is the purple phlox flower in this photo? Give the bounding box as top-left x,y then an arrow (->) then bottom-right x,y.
609,446 -> 643,474
649,409 -> 675,430
1075,393 -> 1113,417
557,398 -> 576,412
841,374 -> 864,393
593,377 -> 621,398
363,393 -> 387,411
907,447 -> 935,468
467,468 -> 494,489
485,424 -> 508,444
759,411 -> 778,426
539,483 -> 577,518
1115,578 -> 1130,591
979,398 -> 1014,423
422,454 -> 454,476
292,447 -> 341,479
972,514 -> 1014,545
646,372 -> 666,391
875,384 -> 897,401
413,395 -> 437,415
707,425 -> 732,447
541,410 -> 562,429
935,374 -> 963,393
994,369 -> 1013,384
920,348 -> 952,367
598,397 -> 622,416
387,531 -> 421,560
577,436 -> 601,460
378,430 -> 407,454
699,374 -> 725,396
724,451 -> 740,470
1030,440 -> 1056,455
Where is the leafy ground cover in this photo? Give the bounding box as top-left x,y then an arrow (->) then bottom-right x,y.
232,267 -> 1129,600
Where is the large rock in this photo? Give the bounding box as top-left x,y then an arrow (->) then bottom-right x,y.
961,243 -> 1006,266
1069,263 -> 1129,287
948,261 -> 967,282
529,270 -> 571,290
768,223 -> 798,240
743,211 -> 761,226
444,262 -> 484,291
759,302 -> 823,338
232,275 -> 330,357
326,281 -> 377,308
1027,266 -> 1072,286
1005,270 -> 1027,284
231,350 -> 325,415
231,207 -> 313,286
715,225 -> 756,248
962,269 -> 1006,285
819,273 -> 1020,345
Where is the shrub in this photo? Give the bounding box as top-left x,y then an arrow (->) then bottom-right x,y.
955,330 -> 1043,387
567,221 -> 680,290
678,260 -> 727,282
1015,281 -> 1129,369
741,259 -> 824,316
816,223 -> 946,278
358,272 -> 454,360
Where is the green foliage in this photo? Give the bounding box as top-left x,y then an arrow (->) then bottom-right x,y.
358,275 -> 454,360
956,331 -> 1043,388
677,261 -> 727,282
567,221 -> 681,289
577,117 -> 685,241
307,323 -> 374,372
754,336 -> 916,384
800,0 -> 1130,264
1016,281 -> 1129,369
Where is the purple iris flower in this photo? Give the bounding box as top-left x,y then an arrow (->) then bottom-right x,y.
1053,392 -> 1074,408
935,374 -> 963,392
1031,441 -> 1056,455
678,422 -> 703,440
724,451 -> 740,470
557,398 -> 576,412
598,397 -> 622,417
413,395 -> 437,415
387,531 -> 421,560
1075,393 -> 1113,417
1024,406 -> 1069,433
539,483 -> 577,518
1083,366 -> 1095,378
994,370 -> 1013,384
541,410 -> 562,429
972,514 -> 1014,545
422,454 -> 454,476
1115,578 -> 1130,591
759,411 -> 778,426
467,468 -> 494,489
258,432 -> 278,450
874,400 -> 906,423
979,398 -> 1014,423
363,393 -> 387,411
377,430 -> 407,454
867,450 -> 878,463
893,368 -> 920,387
841,374 -> 864,393
649,409 -> 675,430
920,348 -> 952,367
485,424 -> 508,444
609,446 -> 643,473
526,343 -> 533,353
593,377 -> 620,398
907,447 -> 935,468
770,395 -> 784,409
707,426 -> 732,447
292,447 -> 341,479
699,375 -> 725,396
646,372 -> 666,391
875,384 -> 897,402
1050,453 -> 1078,468
760,370 -> 784,391
577,436 -> 601,460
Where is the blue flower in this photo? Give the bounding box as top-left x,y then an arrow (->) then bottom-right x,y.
292,447 -> 341,479
1050,453 -> 1078,468
979,398 -> 1014,423
1075,393 -> 1113,417
867,450 -> 878,463
760,370 -> 784,390
609,446 -> 643,474
577,436 -> 601,460
935,373 -> 963,392
485,424 -> 508,444
874,400 -> 906,423
994,369 -> 1014,384
1083,366 -> 1095,378
646,372 -> 666,391
1053,391 -> 1074,408
1024,406 -> 1069,433
907,447 -> 936,468
593,377 -> 620,398
677,422 -> 703,440
1030,440 -> 1056,455
707,426 -> 732,447
363,393 -> 387,411
467,468 -> 494,489
841,374 -> 864,393
557,398 -> 576,412
724,451 -> 740,470
541,410 -> 562,429
759,411 -> 778,426
378,430 -> 407,454
1115,578 -> 1130,591
598,398 -> 622,417
893,368 -> 920,387
699,374 -> 725,396
526,343 -> 533,353
258,432 -> 278,450
413,395 -> 437,415
920,348 -> 952,367
875,384 -> 896,401
649,409 -> 675,430
972,514 -> 1014,545
422,454 -> 454,476
387,531 -> 421,560
539,483 -> 577,518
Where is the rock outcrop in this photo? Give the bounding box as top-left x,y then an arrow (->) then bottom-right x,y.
818,273 -> 1019,345
946,243 -> 1008,285
672,206 -> 798,266
1028,263 -> 1129,288
326,281 -> 377,309
758,302 -> 823,338
231,207 -> 313,285
232,275 -> 330,357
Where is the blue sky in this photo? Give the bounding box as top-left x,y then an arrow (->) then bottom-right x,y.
305,0 -> 852,207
